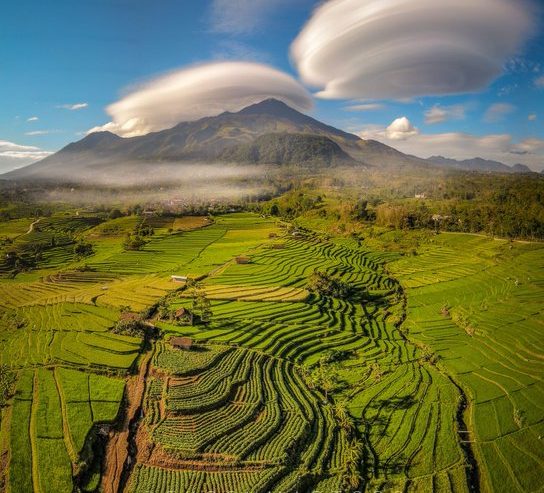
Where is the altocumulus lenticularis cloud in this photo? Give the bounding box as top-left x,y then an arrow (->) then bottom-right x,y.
291,0 -> 537,100
89,62 -> 313,137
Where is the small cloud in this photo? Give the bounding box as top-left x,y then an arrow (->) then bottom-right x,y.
212,40 -> 270,63
0,139 -> 53,172
484,103 -> 516,123
27,116 -> 39,122
385,117 -> 419,140
24,129 -> 62,136
425,104 -> 466,124
510,138 -> 544,154
208,0 -> 290,35
535,75 -> 544,88
345,103 -> 385,112
59,103 -> 88,110
528,113 -> 537,121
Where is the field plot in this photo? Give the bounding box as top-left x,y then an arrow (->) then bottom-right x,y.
128,342 -> 349,493
0,213 -> 284,492
159,230 -> 468,492
390,233 -> 544,492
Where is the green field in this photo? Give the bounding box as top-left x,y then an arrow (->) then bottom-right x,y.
0,212 -> 542,492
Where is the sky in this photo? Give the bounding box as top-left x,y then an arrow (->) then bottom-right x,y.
1,0 -> 543,172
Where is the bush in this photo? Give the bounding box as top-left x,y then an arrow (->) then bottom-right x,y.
112,318 -> 147,338
307,271 -> 352,299
122,235 -> 146,251
74,241 -> 94,257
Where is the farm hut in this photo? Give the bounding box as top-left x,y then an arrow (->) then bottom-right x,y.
172,307 -> 193,325
171,275 -> 188,283
170,336 -> 193,350
120,311 -> 140,321
268,232 -> 278,238
235,255 -> 251,264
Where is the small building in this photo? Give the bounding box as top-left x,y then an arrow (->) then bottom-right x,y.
235,255 -> 251,264
171,275 -> 188,283
170,336 -> 193,350
173,307 -> 193,325
120,311 -> 140,321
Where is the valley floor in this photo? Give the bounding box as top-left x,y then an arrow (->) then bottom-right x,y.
0,212 -> 542,492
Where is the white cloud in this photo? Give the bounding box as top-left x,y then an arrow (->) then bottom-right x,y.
291,0 -> 536,100
484,103 -> 516,122
0,140 -> 52,173
59,103 -> 88,110
212,40 -> 270,62
385,117 -> 419,140
425,104 -> 466,124
345,103 -> 385,112
385,116 -> 419,140
88,61 -> 313,137
24,130 -> 50,136
528,113 -> 537,121
27,116 -> 39,122
358,124 -> 544,170
209,0 -> 292,34
535,75 -> 544,88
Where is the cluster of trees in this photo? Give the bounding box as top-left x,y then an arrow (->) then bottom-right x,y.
73,241 -> 94,258
122,234 -> 147,251
188,281 -> 213,324
307,270 -> 352,299
262,191 -> 323,218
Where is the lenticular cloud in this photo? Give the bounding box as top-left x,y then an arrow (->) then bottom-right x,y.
291,0 -> 536,100
89,62 -> 313,137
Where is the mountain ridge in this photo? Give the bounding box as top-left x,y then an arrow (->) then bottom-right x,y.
3,99 -> 532,181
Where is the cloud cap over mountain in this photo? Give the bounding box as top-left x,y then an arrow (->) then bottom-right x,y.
89,62 -> 313,137
291,0 -> 536,100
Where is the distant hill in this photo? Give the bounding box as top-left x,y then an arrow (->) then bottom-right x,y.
2,99 -> 533,182
427,155 -> 532,174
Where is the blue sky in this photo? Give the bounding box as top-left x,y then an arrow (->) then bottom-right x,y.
1,0 -> 543,171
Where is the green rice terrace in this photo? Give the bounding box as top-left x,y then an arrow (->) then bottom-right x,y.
0,211 -> 543,493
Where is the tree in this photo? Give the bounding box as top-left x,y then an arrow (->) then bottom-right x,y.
307,270 -> 352,299
190,283 -> 213,324
122,234 -> 146,251
0,365 -> 16,407
108,208 -> 123,219
74,241 -> 94,258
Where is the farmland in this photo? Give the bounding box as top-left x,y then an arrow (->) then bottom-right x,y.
0,211 -> 543,492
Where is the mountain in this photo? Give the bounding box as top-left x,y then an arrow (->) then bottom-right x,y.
2,99 -> 531,183
220,133 -> 357,167
427,155 -> 531,174
511,163 -> 532,173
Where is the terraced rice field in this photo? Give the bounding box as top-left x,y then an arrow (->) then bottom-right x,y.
1,212 -> 542,492
389,233 -> 544,493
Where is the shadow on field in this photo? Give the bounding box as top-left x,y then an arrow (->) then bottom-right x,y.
375,395 -> 417,410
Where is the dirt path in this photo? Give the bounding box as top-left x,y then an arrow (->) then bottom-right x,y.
25,218 -> 42,235
101,350 -> 152,493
